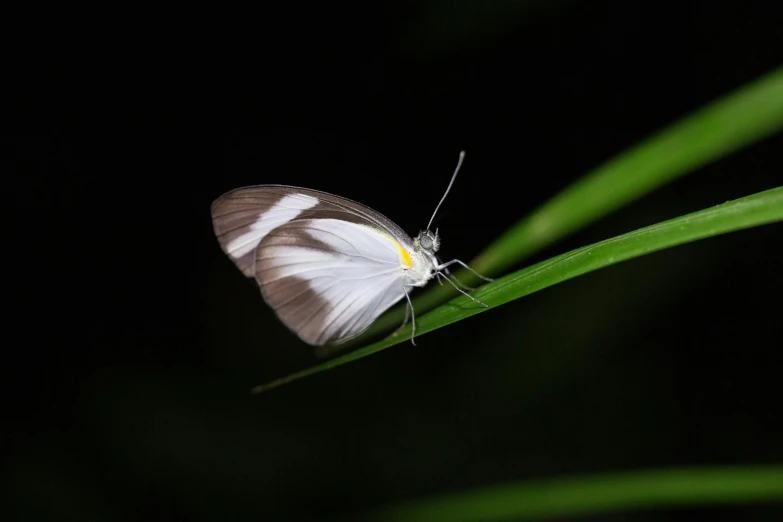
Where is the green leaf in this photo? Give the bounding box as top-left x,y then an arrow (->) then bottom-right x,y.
252,186 -> 783,393
360,467 -> 783,522
360,65 -> 783,338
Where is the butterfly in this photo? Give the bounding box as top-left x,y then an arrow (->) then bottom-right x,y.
210,151 -> 492,348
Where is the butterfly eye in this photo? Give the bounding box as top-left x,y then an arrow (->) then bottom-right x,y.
420,234 -> 433,250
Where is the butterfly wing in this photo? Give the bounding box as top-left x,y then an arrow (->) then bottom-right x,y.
211,185 -> 412,277
255,218 -> 408,346
211,186 -> 414,346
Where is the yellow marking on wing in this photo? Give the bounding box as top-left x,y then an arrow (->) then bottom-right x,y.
389,238 -> 413,268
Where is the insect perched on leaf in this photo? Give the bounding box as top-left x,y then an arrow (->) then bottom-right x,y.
211,151 -> 491,347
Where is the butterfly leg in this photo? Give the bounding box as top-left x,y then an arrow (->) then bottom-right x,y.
437,258 -> 494,282
442,265 -> 475,291
402,284 -> 417,346
394,297 -> 411,334
436,271 -> 489,308
435,256 -> 472,289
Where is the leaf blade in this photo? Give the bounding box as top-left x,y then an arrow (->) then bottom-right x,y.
252,186 -> 783,393
362,467 -> 783,522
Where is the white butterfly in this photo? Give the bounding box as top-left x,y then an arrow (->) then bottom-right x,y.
211,151 -> 491,347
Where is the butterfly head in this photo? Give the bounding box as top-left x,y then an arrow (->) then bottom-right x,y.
415,229 -> 440,253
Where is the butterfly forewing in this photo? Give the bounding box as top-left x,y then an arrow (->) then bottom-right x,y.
211,185 -> 411,276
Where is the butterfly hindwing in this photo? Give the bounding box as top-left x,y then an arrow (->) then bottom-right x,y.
255,218 -> 408,345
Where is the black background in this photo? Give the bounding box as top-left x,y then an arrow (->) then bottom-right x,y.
6,2 -> 783,521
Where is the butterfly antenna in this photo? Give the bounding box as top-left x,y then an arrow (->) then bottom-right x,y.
426,150 -> 466,231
